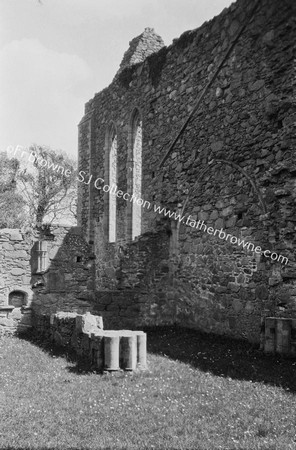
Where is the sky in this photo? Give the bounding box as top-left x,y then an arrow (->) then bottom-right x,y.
0,0 -> 233,159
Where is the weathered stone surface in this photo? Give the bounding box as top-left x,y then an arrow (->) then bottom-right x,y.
0,317 -> 15,327
262,30 -> 274,44
11,268 -> 25,276
211,141 -> 224,152
76,312 -> 103,334
116,27 -> 164,77
0,225 -> 94,335
8,308 -> 22,320
46,272 -> 65,291
2,243 -> 13,251
74,0 -> 296,345
34,310 -> 146,371
9,232 -> 23,241
249,80 -> 265,91
11,250 -> 28,259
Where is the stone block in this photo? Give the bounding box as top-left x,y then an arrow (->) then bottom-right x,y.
215,218 -> 224,229
0,317 -> 15,327
232,298 -> 243,312
96,316 -> 103,329
209,210 -> 219,220
8,308 -> 22,320
11,268 -> 25,276
249,80 -> 264,92
221,206 -> 233,217
11,250 -> 28,259
198,211 -> 209,221
229,20 -> 239,37
211,141 -> 223,152
262,30 -> 274,44
75,312 -> 103,334
245,301 -> 254,313
2,243 -> 13,251
225,216 -> 237,228
9,232 -> 23,241
21,276 -> 31,285
104,267 -> 116,279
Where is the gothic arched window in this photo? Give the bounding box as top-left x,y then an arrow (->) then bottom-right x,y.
108,124 -> 117,243
129,109 -> 142,240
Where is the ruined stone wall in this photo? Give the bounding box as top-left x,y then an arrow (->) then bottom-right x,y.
0,229 -> 33,333
78,0 -> 296,342
77,117 -> 92,239
91,229 -> 174,330
116,27 -> 164,76
0,226 -> 95,334
33,311 -> 147,372
30,225 -> 95,318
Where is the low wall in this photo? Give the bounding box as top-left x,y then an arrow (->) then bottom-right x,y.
0,305 -> 32,336
33,311 -> 147,371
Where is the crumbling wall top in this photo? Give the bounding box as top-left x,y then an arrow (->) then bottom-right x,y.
115,27 -> 164,78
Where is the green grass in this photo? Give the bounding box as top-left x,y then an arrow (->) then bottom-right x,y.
1,327 -> 296,450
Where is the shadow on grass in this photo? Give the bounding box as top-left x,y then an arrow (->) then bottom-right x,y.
19,325 -> 296,391
19,331 -> 97,375
144,325 -> 296,393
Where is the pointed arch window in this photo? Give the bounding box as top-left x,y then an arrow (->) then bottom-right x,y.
108,124 -> 117,243
130,109 -> 142,240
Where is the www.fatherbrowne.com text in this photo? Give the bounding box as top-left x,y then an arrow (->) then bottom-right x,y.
78,171 -> 288,265
6,146 -> 288,265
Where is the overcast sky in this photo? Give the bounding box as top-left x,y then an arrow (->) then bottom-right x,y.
0,0 -> 233,159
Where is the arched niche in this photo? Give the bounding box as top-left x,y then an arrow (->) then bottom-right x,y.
8,290 -> 27,308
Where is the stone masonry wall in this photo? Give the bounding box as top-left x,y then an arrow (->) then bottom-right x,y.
116,27 -> 164,77
91,228 -> 174,330
78,0 -> 296,343
31,225 -> 95,319
0,229 -> 33,333
0,225 -> 95,334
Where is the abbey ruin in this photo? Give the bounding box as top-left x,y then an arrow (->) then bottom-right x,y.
1,0 -> 296,352
77,0 -> 296,345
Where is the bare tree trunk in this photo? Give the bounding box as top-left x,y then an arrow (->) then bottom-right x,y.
36,204 -> 45,225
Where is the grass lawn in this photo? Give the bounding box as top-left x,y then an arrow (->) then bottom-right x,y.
1,327 -> 296,450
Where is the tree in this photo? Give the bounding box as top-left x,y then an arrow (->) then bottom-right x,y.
18,145 -> 77,226
0,152 -> 26,228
